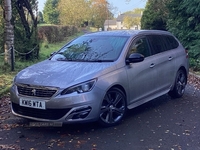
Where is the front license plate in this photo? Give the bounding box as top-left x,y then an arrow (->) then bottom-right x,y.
20,98 -> 46,110
29,122 -> 63,127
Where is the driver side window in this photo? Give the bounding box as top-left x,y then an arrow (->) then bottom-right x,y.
129,37 -> 150,57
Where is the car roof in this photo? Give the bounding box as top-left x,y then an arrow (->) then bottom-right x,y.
83,30 -> 173,37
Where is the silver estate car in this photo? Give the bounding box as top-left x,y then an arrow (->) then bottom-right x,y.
10,30 -> 189,126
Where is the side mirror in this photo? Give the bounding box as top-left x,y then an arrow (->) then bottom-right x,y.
126,53 -> 144,64
50,51 -> 57,57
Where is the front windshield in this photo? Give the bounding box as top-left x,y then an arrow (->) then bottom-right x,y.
51,35 -> 128,62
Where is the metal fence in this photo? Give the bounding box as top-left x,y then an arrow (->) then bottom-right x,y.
0,46 -> 38,71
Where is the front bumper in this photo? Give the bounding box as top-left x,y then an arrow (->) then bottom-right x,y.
10,84 -> 105,123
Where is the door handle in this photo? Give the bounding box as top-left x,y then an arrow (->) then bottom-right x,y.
150,63 -> 155,68
168,56 -> 173,61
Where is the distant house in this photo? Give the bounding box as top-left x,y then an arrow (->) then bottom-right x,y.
104,20 -> 117,31
104,13 -> 142,31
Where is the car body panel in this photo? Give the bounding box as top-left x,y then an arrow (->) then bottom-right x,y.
15,60 -> 117,88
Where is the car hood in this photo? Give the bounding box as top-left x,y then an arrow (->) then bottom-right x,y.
15,60 -> 116,88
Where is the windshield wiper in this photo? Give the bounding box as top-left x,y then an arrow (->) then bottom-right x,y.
87,60 -> 114,62
56,57 -> 114,62
56,58 -> 73,61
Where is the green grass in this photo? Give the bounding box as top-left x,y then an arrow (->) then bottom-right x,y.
0,41 -> 64,98
39,41 -> 67,59
0,32 -> 84,97
89,27 -> 99,32
38,32 -> 83,59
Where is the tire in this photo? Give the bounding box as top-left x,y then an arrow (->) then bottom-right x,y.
169,69 -> 187,98
98,87 -> 127,127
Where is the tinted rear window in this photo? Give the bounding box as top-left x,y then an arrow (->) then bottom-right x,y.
147,34 -> 179,55
147,35 -> 166,55
162,35 -> 179,50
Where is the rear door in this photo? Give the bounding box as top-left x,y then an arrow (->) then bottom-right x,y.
147,34 -> 176,93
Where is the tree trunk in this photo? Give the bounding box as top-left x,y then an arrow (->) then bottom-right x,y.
4,0 -> 14,65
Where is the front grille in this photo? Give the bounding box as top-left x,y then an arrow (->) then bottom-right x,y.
17,84 -> 57,98
12,103 -> 71,120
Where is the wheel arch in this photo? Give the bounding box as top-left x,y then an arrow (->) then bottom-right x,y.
178,66 -> 188,83
169,66 -> 188,98
171,66 -> 188,90
109,84 -> 127,98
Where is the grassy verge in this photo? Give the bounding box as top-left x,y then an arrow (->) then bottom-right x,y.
0,73 -> 15,97
0,32 -> 84,98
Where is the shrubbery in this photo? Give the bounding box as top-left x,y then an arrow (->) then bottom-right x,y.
141,0 -> 200,71
38,25 -> 78,43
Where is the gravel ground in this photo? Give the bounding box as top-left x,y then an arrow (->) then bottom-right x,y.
188,72 -> 200,91
0,72 -> 199,150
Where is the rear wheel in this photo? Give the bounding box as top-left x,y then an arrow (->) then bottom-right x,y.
169,69 -> 187,98
98,87 -> 127,127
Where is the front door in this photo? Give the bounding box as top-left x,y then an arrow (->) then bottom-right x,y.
126,36 -> 159,106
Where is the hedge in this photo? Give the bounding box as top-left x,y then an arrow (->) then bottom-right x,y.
38,25 -> 78,43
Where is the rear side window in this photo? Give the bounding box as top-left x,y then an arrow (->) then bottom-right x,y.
147,35 -> 166,55
147,34 -> 179,55
162,35 -> 179,50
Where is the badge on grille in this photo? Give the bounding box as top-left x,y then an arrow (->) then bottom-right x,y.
31,89 -> 36,96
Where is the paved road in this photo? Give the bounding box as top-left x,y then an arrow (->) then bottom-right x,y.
0,84 -> 200,150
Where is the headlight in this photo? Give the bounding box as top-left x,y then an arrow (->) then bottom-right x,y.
61,79 -> 96,95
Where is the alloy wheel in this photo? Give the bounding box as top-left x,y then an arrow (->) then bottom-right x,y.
99,88 -> 126,126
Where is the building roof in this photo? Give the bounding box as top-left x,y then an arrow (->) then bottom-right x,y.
104,20 -> 117,26
116,14 -> 142,22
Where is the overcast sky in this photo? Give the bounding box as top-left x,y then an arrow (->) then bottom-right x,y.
38,0 -> 147,15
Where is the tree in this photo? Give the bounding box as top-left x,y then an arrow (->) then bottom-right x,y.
38,11 -> 44,23
132,8 -> 144,14
14,0 -> 39,60
167,0 -> 200,70
0,1 -> 4,53
123,16 -> 134,29
90,0 -> 113,28
3,0 -> 14,65
1,0 -> 40,64
123,8 -> 143,29
58,0 -> 113,28
58,0 -> 91,26
15,0 -> 38,39
141,0 -> 168,30
43,0 -> 59,24
141,0 -> 200,70
123,16 -> 141,29
132,17 -> 141,29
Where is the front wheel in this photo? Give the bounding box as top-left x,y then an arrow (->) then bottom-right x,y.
169,69 -> 187,98
98,87 -> 127,127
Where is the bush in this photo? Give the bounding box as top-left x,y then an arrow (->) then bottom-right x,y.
38,25 -> 78,43
189,43 -> 200,71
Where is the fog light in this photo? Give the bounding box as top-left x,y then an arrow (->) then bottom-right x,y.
66,106 -> 92,120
